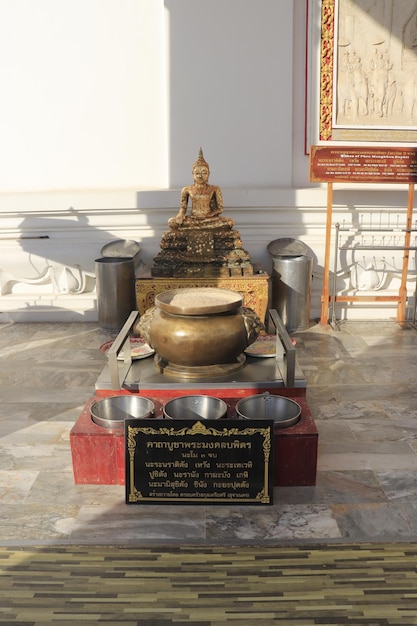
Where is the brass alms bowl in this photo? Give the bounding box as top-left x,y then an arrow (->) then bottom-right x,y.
137,288 -> 263,379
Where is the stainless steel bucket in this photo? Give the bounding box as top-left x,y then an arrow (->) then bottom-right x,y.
163,395 -> 228,420
235,393 -> 301,428
268,238 -> 312,332
90,395 -> 155,428
95,256 -> 136,331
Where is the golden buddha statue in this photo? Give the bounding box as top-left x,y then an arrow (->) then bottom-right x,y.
168,149 -> 233,230
151,149 -> 253,278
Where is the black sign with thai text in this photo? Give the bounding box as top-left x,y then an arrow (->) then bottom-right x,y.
125,419 -> 273,505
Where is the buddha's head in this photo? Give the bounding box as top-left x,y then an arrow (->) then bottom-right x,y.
192,148 -> 209,183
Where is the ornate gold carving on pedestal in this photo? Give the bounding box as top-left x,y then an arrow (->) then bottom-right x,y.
135,274 -> 270,323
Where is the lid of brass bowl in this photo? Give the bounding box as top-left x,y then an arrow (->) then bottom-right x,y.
155,288 -> 243,315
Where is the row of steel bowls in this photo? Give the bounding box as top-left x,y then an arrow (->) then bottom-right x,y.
90,393 -> 302,430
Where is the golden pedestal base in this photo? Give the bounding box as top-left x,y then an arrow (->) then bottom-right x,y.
135,273 -> 270,322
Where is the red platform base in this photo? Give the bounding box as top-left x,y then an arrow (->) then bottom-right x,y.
70,393 -> 318,487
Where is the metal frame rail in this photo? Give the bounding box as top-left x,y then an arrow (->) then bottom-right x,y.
321,182 -> 415,326
331,223 -> 417,328
267,308 -> 296,389
107,309 -> 297,390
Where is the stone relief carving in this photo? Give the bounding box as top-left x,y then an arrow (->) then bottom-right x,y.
0,264 -> 95,296
350,258 -> 388,291
332,255 -> 407,294
335,0 -> 417,127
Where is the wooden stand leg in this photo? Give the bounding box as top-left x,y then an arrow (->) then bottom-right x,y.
397,184 -> 414,322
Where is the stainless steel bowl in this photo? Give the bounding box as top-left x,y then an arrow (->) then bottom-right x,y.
235,393 -> 301,429
163,395 -> 227,420
90,395 -> 155,428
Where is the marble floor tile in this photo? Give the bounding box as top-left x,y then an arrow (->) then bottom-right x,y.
375,470 -> 417,500
71,504 -> 207,542
26,470 -> 125,506
331,502 -> 416,540
206,505 -> 341,541
324,382 -> 417,403
0,504 -> 80,541
318,450 -> 417,472
313,420 -> 355,442
1,319 -> 417,546
276,470 -> 388,505
0,470 -> 39,503
393,499 -> 417,535
348,416 -> 417,442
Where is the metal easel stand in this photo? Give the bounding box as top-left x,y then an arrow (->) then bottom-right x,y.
330,221 -> 417,331
408,270 -> 417,330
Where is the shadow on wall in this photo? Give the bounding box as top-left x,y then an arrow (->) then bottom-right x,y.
0,208 -> 140,298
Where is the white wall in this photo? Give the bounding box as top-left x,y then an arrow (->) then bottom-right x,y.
0,0 -> 168,191
0,0 -> 299,191
164,0 -> 295,187
0,0 -> 414,324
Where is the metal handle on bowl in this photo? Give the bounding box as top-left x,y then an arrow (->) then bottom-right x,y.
267,309 -> 295,388
108,310 -> 140,390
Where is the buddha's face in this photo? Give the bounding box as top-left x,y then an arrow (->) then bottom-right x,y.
193,165 -> 209,183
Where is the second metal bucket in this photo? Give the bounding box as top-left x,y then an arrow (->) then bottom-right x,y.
163,395 -> 228,420
235,393 -> 301,429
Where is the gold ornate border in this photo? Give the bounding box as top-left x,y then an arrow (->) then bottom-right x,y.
318,0 -> 417,143
319,0 -> 334,141
126,420 -> 272,505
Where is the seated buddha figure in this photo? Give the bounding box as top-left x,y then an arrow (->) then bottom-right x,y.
168,149 -> 234,230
